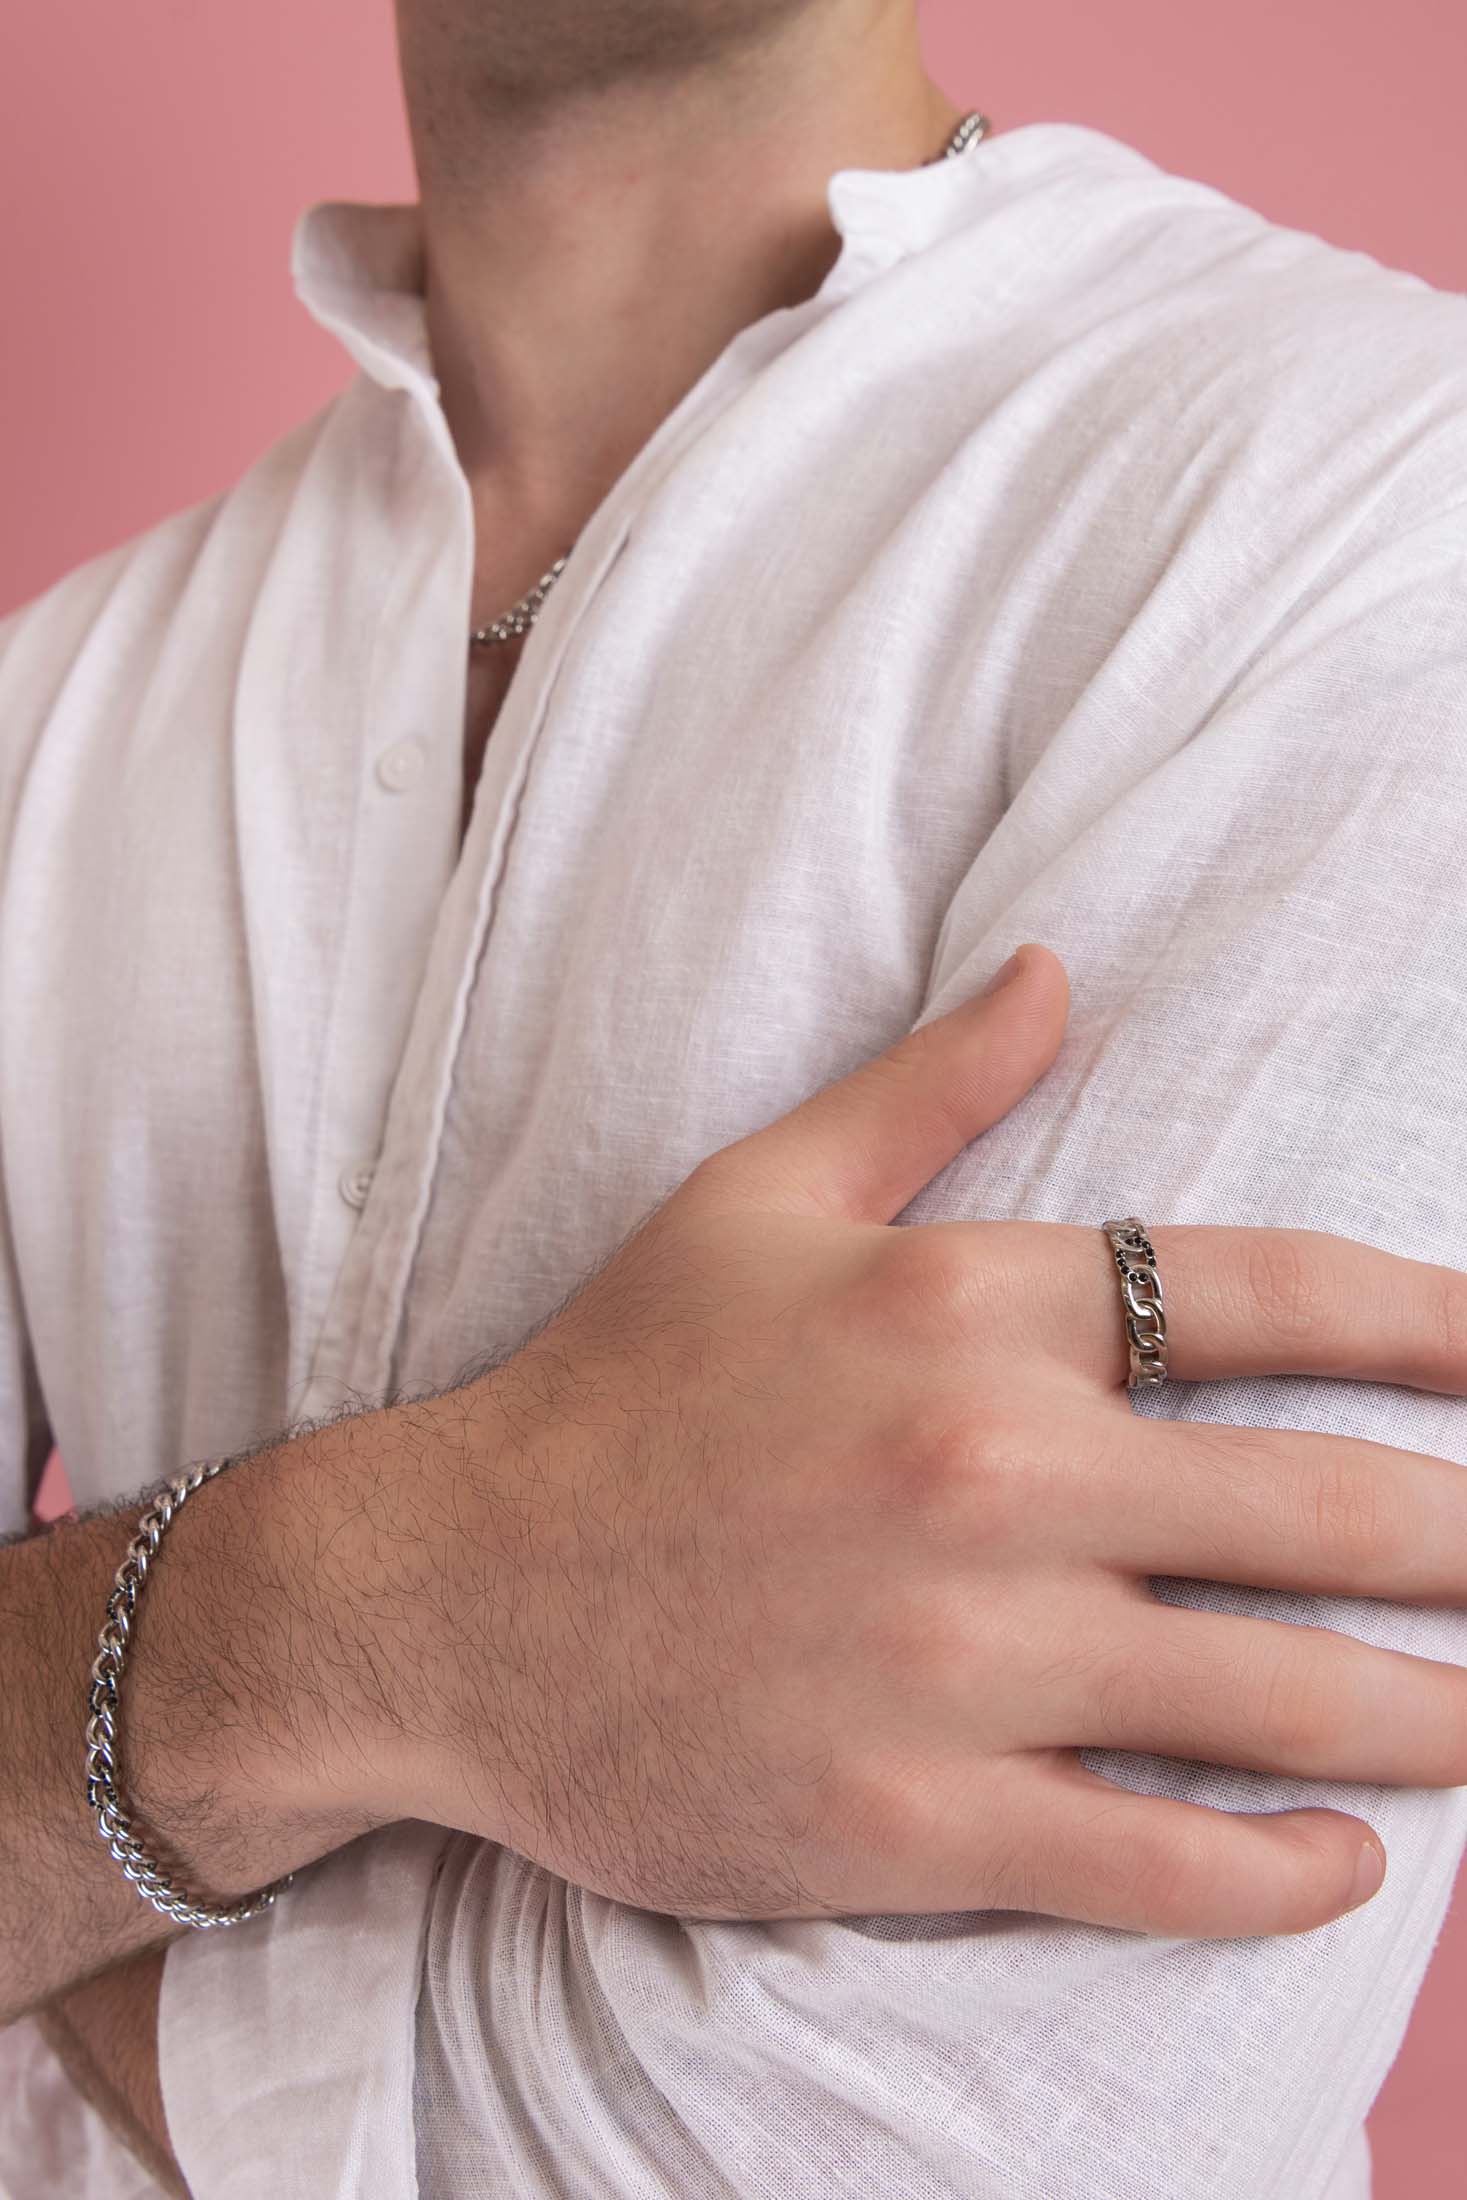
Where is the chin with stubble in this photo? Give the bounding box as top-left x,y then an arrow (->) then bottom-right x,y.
396,0 -> 836,114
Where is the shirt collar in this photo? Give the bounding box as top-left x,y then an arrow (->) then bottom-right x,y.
290,141 -> 1011,398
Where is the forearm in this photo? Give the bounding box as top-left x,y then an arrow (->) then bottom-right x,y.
0,1403 -> 441,2020
36,1952 -> 187,2197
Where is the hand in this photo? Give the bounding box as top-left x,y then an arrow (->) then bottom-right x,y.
303,945 -> 1467,1939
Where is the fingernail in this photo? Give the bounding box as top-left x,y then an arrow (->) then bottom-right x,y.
1347,1839 -> 1386,1911
980,949 -> 1024,998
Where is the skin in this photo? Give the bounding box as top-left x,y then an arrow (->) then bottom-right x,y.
14,2 -> 1462,2183
402,0 -> 960,529
402,0 -> 965,799
33,1955 -> 181,2196
23,951 -> 1467,2182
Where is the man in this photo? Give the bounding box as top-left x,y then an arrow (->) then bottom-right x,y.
4,0 -> 1467,2192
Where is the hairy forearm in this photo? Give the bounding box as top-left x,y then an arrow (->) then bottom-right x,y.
2,1501 -> 194,2012
37,1952 -> 187,2197
0,1403 -> 445,2021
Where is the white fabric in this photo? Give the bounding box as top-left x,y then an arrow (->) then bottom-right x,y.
0,2019 -> 170,2200
4,117 -> 1467,2194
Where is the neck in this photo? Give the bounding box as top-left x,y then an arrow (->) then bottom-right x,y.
397,1 -> 962,584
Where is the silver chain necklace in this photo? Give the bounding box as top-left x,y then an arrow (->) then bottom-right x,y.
469,107 -> 991,653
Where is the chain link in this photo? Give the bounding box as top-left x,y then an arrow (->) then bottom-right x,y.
1102,1217 -> 1169,1387
85,1458 -> 295,1930
469,554 -> 571,651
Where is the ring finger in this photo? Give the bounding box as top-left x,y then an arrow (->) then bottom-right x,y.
968,1219 -> 1467,1397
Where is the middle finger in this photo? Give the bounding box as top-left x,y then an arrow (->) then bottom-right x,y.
1087,1417 -> 1467,1608
1067,1600 -> 1467,1789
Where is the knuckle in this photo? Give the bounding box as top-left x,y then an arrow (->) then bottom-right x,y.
836,1757 -> 934,1868
812,1034 -> 978,1178
1040,1790 -> 1205,1928
1255,1627 -> 1352,1769
679,1143 -> 760,1214
864,1222 -> 1050,1365
874,1022 -> 973,1142
876,1397 -> 1032,1541
882,1226 -> 982,1334
1442,1674 -> 1467,1784
1304,1458 -> 1406,1577
904,1413 -> 984,1514
880,1017 -> 944,1077
1385,1662 -> 1467,1790
1240,1231 -> 1335,1349
1429,1267 -> 1467,1364
1186,1418 -> 1281,1488
1126,1823 -> 1211,1931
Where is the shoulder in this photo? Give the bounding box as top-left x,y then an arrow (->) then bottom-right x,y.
967,123 -> 1467,527
0,501 -> 216,724
913,132 -> 1467,796
0,399 -> 341,739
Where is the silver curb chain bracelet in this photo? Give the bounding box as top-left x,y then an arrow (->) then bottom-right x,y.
85,1458 -> 296,1929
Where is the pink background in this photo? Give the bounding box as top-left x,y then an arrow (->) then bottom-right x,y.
6,1 -> 1466,2188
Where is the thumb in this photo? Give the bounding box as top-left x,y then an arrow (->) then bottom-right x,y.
706,944 -> 1070,1224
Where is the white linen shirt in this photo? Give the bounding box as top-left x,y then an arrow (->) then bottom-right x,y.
3,120 -> 1467,2200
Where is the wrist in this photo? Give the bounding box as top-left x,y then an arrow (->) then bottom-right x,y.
122,1423 -> 398,1898
126,1363 -> 552,1880
276,1361 -> 560,1845
234,1372 -> 537,1835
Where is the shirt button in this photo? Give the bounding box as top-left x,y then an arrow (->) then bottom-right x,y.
338,1161 -> 376,1210
376,739 -> 427,793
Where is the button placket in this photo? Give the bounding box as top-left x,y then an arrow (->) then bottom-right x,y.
287,399 -> 480,1424
316,323 -> 770,1414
